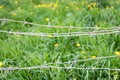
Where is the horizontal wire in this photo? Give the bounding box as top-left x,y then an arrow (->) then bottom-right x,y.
0,55 -> 119,71
42,55 -> 117,66
0,18 -> 120,30
0,66 -> 120,71
0,29 -> 119,37
0,18 -> 120,71
0,18 -> 120,37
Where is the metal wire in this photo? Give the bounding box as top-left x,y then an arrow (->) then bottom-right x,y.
0,18 -> 120,71
0,66 -> 120,71
0,18 -> 120,30
0,18 -> 120,37
0,55 -> 119,71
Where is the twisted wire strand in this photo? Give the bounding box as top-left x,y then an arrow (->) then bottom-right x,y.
0,55 -> 119,71
0,29 -> 119,37
0,18 -> 120,30
0,18 -> 120,71
42,55 -> 117,66
0,18 -> 120,37
0,66 -> 120,71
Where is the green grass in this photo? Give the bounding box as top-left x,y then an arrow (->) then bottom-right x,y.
0,0 -> 120,79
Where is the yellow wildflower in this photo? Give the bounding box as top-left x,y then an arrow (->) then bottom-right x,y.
75,7 -> 79,10
83,56 -> 87,58
81,1 -> 85,5
87,5 -> 91,8
111,6 -> 114,9
87,5 -> 93,10
76,43 -> 80,47
48,34 -> 53,37
115,51 -> 120,56
106,6 -> 109,10
0,6 -> 3,9
18,7 -> 21,10
89,7 -> 93,10
53,3 -> 58,8
45,18 -> 50,22
47,3 -> 52,7
15,0 -> 18,4
34,5 -> 37,8
54,43 -> 58,47
93,2 -> 96,5
37,4 -> 41,8
92,2 -> 96,7
74,77 -> 77,80
11,12 -> 17,16
66,6 -> 69,9
81,51 -> 85,54
0,61 -> 3,67
41,4 -> 47,8
91,56 -> 96,59
70,1 -> 75,5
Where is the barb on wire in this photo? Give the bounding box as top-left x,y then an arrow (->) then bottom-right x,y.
0,18 -> 120,30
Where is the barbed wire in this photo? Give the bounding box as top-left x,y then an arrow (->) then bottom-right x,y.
42,55 -> 117,66
0,18 -> 120,30
0,18 -> 120,71
0,66 -> 120,71
0,18 -> 120,37
0,55 -> 119,71
0,29 -> 119,37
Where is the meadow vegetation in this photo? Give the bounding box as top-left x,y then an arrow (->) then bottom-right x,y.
0,0 -> 120,79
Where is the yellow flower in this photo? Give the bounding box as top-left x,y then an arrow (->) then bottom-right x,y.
76,43 -> 80,47
81,51 -> 85,54
15,0 -> 18,4
0,6 -> 4,9
115,51 -> 120,56
87,5 -> 93,10
93,2 -> 96,5
66,6 -> 69,9
106,6 -> 109,10
89,7 -> 93,10
54,43 -> 58,47
0,61 -> 3,67
83,56 -> 87,58
53,3 -> 58,8
52,2 -> 58,9
75,7 -> 79,10
111,6 -> 114,9
18,7 -> 21,10
11,12 -> 17,16
34,5 -> 37,8
40,4 -> 47,8
45,18 -> 50,22
37,4 -> 41,8
48,34 -> 53,37
92,2 -> 96,7
87,5 -> 91,8
70,1 -> 75,5
47,3 -> 52,7
74,77 -> 77,80
91,56 -> 96,59
81,1 -> 85,5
